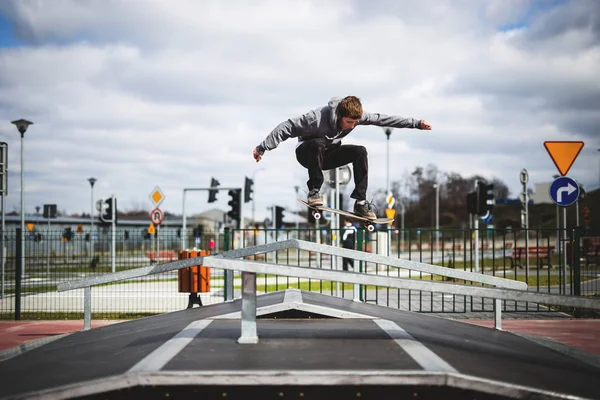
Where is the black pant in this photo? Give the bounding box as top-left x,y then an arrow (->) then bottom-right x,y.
342,238 -> 354,271
295,139 -> 368,200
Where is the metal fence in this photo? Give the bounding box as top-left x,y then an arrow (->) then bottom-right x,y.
0,226 -> 597,320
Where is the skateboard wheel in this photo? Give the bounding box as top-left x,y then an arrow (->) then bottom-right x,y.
313,212 -> 321,220
366,224 -> 375,232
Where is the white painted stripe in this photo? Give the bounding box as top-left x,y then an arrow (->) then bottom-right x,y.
129,319 -> 213,372
374,319 -> 457,372
211,302 -> 374,320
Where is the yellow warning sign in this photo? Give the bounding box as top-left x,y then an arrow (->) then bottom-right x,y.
148,223 -> 156,234
543,141 -> 584,176
385,208 -> 396,225
149,186 -> 165,207
76,224 -> 84,233
26,223 -> 34,231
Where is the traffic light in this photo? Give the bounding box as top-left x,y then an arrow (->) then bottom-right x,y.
275,206 -> 285,229
244,177 -> 254,203
476,182 -> 494,216
227,189 -> 241,225
193,224 -> 204,238
466,191 -> 477,214
208,177 -> 220,203
124,230 -> 129,240
100,197 -> 117,223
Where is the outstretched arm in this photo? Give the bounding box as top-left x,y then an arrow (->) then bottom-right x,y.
252,109 -> 319,162
360,112 -> 432,130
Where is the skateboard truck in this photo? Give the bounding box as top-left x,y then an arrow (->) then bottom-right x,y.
298,198 -> 392,232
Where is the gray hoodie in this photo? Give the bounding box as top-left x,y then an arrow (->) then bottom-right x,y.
256,97 -> 422,153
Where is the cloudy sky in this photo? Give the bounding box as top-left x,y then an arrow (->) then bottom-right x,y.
0,0 -> 598,223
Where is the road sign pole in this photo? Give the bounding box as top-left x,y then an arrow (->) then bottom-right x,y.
562,207 -> 568,295
474,180 -> 479,273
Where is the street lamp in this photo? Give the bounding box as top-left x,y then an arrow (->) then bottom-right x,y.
88,177 -> 97,258
11,119 -> 33,277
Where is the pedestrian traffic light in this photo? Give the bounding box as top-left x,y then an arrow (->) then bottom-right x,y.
275,206 -> 285,229
227,189 -> 241,225
476,182 -> 494,216
244,177 -> 254,203
208,177 -> 220,203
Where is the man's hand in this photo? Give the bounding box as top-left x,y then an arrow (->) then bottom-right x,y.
420,120 -> 432,130
253,148 -> 263,162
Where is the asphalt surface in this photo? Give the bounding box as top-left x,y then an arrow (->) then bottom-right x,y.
0,290 -> 598,399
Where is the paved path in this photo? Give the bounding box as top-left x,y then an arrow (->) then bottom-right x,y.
0,291 -> 598,400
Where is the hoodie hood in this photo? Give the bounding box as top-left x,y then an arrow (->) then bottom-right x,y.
327,97 -> 342,132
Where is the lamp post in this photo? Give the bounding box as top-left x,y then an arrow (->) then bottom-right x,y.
88,177 -> 97,259
294,185 -> 300,231
383,128 -> 392,195
11,119 -> 33,277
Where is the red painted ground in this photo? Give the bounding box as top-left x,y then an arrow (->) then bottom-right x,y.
1,319 -> 599,358
462,319 -> 600,356
0,321 -> 123,352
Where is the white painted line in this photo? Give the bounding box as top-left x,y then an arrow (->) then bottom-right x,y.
211,302 -> 374,320
128,319 -> 213,372
374,319 -> 457,372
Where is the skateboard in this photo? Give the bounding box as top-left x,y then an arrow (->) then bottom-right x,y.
297,198 -> 394,232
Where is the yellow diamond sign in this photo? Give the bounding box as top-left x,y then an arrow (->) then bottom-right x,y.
149,186 -> 165,207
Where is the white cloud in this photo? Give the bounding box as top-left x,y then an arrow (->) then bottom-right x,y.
0,0 -> 598,223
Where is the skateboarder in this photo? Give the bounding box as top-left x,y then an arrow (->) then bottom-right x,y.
252,96 -> 432,219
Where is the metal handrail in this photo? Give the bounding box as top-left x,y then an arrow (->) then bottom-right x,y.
56,239 -> 600,334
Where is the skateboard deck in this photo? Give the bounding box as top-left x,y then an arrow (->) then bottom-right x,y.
297,198 -> 393,230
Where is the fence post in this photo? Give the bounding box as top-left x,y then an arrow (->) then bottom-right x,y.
15,228 -> 22,320
573,227 -> 581,297
223,228 -> 233,301
84,287 -> 92,330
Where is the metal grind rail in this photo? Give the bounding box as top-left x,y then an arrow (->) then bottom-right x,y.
57,239 -> 600,337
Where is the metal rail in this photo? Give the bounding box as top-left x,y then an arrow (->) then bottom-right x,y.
56,239 -> 600,337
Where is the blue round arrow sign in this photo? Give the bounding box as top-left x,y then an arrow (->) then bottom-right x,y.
549,176 -> 579,207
